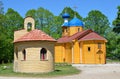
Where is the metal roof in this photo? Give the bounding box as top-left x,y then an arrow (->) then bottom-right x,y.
69,17 -> 84,27
62,13 -> 70,18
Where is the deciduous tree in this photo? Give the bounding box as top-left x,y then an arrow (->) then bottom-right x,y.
84,10 -> 110,36
60,7 -> 83,20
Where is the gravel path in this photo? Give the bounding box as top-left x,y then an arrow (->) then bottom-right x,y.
0,64 -> 120,79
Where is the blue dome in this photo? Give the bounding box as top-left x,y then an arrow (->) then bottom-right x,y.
69,17 -> 84,27
62,13 -> 70,18
62,22 -> 69,26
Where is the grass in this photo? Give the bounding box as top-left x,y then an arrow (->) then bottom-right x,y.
106,59 -> 120,63
0,63 -> 80,78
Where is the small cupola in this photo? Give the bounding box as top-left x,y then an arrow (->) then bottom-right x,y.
69,17 -> 84,27
24,16 -> 35,31
62,13 -> 70,26
68,17 -> 84,36
62,13 -> 70,19
61,13 -> 70,36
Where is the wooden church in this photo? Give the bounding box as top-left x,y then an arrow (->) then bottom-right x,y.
14,17 -> 56,73
55,13 -> 107,64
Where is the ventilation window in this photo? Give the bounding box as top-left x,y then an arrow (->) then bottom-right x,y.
40,48 -> 47,60
22,49 -> 26,60
98,43 -> 101,49
27,22 -> 32,31
88,47 -> 91,52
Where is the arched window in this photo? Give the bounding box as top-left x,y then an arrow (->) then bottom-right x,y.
15,47 -> 18,59
40,48 -> 47,60
22,49 -> 26,60
27,22 -> 32,31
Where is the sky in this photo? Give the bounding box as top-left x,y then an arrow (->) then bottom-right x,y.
2,0 -> 120,24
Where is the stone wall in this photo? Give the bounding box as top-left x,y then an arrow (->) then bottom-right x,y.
14,41 -> 55,73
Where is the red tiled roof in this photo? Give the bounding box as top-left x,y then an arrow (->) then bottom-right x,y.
57,36 -> 69,43
57,29 -> 92,43
68,29 -> 92,41
57,29 -> 107,43
79,32 -> 107,42
14,29 -> 56,43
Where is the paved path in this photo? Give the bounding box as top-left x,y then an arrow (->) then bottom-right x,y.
0,64 -> 120,79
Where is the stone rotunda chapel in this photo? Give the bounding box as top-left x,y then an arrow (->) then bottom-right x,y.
14,17 -> 56,73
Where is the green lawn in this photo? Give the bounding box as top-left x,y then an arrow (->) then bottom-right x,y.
106,59 -> 120,63
0,63 -> 80,77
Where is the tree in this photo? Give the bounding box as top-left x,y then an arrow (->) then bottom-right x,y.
0,8 -> 24,63
59,7 -> 83,20
0,1 -> 5,29
0,32 -> 13,63
26,7 -> 54,30
5,8 -> 24,30
84,10 -> 110,36
106,28 -> 120,60
35,7 -> 54,31
25,9 -> 36,18
52,16 -> 63,39
0,1 -> 4,14
0,15 -> 12,63
110,6 -> 120,60
112,6 -> 120,33
0,1 -> 10,63
25,7 -> 61,39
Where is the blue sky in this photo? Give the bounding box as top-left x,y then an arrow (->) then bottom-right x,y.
2,0 -> 120,24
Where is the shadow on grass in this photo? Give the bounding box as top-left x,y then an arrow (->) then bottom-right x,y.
54,69 -> 61,72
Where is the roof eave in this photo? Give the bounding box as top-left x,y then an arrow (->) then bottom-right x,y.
78,39 -> 107,42
14,40 -> 57,43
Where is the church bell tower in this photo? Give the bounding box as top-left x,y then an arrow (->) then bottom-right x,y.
24,16 -> 35,31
